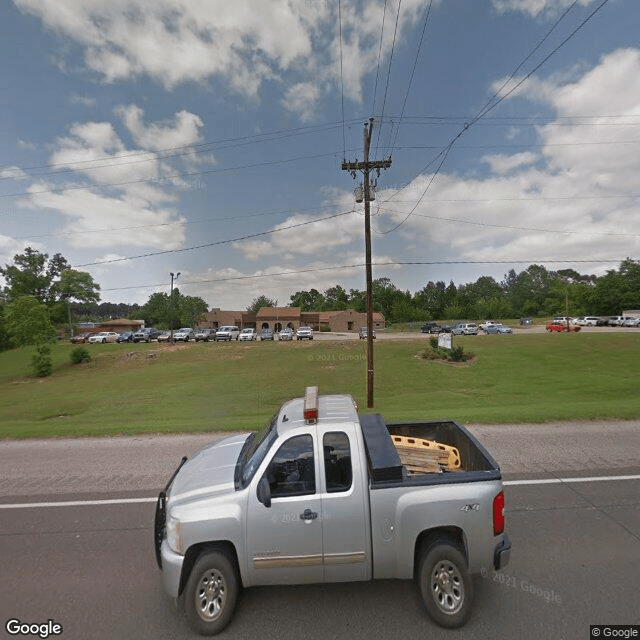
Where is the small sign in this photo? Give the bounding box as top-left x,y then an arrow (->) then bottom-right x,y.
438,333 -> 452,350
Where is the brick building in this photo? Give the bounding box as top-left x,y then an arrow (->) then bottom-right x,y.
197,307 -> 385,333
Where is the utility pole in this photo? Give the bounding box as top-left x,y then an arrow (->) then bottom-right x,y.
342,118 -> 392,408
169,272 -> 180,343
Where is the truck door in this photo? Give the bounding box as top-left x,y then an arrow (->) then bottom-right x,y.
246,433 -> 324,585
321,430 -> 371,582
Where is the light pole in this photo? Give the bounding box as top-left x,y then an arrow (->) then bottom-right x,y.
170,272 -> 180,343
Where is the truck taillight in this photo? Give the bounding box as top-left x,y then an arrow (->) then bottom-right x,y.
304,386 -> 319,423
493,491 -> 505,535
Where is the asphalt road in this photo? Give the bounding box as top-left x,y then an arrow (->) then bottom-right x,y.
1,423 -> 639,640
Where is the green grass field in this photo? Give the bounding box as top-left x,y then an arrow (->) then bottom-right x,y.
1,333 -> 639,438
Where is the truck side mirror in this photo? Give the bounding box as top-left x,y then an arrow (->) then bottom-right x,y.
257,476 -> 271,508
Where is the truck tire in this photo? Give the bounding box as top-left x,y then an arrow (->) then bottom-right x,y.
183,550 -> 239,636
418,542 -> 472,628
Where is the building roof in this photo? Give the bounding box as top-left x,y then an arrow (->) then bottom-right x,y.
256,306 -> 301,319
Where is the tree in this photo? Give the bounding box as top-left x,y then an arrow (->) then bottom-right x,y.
5,296 -> 55,347
289,289 -> 324,311
181,295 -> 209,327
0,248 -> 100,329
323,285 -> 349,310
140,289 -> 209,328
246,295 -> 277,314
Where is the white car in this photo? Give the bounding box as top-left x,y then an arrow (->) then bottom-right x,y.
88,331 -> 119,344
278,328 -> 293,341
173,328 -> 194,342
296,326 -> 313,340
215,326 -> 240,341
238,328 -> 257,341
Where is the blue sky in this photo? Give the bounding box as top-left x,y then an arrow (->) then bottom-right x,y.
2,0 -> 639,310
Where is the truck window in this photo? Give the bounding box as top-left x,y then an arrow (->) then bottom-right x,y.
266,435 -> 315,498
323,432 -> 352,493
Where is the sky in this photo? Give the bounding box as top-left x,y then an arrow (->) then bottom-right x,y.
1,0 -> 640,311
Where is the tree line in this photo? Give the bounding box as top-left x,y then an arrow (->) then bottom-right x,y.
289,260 -> 640,323
2,246 -> 638,354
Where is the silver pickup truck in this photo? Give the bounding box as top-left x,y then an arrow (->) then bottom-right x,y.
154,387 -> 511,635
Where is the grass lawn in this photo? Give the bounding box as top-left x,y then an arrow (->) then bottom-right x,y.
1,333 -> 639,438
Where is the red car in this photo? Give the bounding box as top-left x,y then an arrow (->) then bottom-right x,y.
546,322 -> 581,332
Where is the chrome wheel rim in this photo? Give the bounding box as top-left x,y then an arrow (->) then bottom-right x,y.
430,560 -> 464,615
195,568 -> 227,622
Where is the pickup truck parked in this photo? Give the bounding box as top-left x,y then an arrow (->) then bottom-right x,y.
155,387 -> 510,635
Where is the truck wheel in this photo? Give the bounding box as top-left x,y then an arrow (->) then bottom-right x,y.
183,550 -> 239,636
418,542 -> 472,628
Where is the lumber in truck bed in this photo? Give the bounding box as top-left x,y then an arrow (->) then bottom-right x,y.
359,414 -> 501,487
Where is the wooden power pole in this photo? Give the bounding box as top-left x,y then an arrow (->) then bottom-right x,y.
342,118 -> 392,408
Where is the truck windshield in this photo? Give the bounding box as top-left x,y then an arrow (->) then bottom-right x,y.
239,415 -> 278,487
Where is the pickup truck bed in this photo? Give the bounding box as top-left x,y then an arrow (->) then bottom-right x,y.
360,414 -> 500,486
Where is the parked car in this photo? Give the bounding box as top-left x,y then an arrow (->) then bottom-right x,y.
173,328 -> 194,342
452,323 -> 478,336
88,331 -> 119,343
278,328 -> 293,341
215,326 -> 240,341
238,328 -> 257,342
546,322 -> 581,332
70,333 -> 91,344
261,328 -> 274,341
478,321 -> 497,331
605,316 -> 625,326
359,326 -> 376,339
133,327 -> 162,343
116,331 -> 135,343
420,322 -> 441,334
296,326 -> 313,340
194,328 -> 214,342
483,324 -> 500,334
519,317 -> 533,326
495,324 -> 512,334
157,331 -> 172,342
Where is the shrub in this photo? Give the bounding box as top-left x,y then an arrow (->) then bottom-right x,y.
70,346 -> 91,364
31,344 -> 53,377
429,336 -> 439,350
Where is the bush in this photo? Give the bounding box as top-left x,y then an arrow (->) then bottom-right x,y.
420,342 -> 472,363
70,346 -> 91,364
31,344 -> 53,377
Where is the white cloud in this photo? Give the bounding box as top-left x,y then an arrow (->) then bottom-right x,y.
234,210 -> 363,261
491,0 -> 596,18
117,105 -> 204,151
0,166 -> 28,180
14,0 -> 425,118
378,47 -> 640,276
282,83 -> 321,122
482,152 -> 538,174
17,107 -> 210,249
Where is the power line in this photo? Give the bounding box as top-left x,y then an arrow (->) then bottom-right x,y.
0,149 -> 348,200
388,0 -> 433,156
374,0 -> 402,155
72,210 -> 355,268
377,0 -> 612,234
0,120 -> 362,181
99,258 -> 628,293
